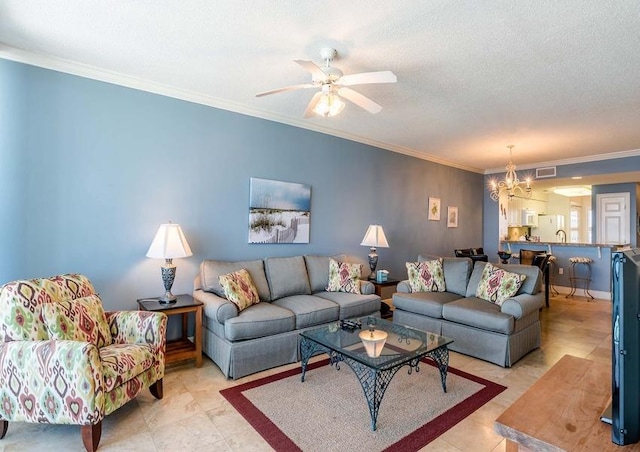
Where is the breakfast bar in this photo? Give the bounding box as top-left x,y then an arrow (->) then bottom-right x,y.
499,241 -> 621,297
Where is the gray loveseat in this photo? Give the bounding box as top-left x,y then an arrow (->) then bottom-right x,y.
392,255 -> 544,367
193,254 -> 381,379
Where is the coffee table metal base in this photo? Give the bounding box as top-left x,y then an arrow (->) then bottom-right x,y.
300,337 -> 449,431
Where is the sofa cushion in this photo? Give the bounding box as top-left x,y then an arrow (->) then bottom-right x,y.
304,254 -> 347,293
467,262 -> 540,298
406,259 -> 446,292
392,291 -> 462,318
224,303 -> 296,341
272,295 -> 340,329
475,263 -> 526,306
442,297 -> 514,334
264,256 -> 311,300
314,291 -> 381,319
218,269 -> 260,312
41,294 -> 112,347
100,343 -> 155,392
201,259 -> 271,301
418,255 -> 473,297
326,259 -> 362,294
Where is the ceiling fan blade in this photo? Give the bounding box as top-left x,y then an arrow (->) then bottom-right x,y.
337,87 -> 383,114
303,91 -> 324,118
255,83 -> 314,97
337,70 -> 397,86
294,59 -> 327,80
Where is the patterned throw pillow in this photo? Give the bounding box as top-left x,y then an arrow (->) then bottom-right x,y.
326,259 -> 362,294
218,268 -> 260,311
41,294 -> 113,347
406,259 -> 446,292
476,263 -> 527,306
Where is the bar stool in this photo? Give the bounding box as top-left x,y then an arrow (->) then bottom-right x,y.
566,257 -> 595,300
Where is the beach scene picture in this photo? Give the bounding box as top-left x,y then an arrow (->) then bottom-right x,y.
249,177 -> 311,244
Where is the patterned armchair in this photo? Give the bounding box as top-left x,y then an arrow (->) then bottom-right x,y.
0,274 -> 167,451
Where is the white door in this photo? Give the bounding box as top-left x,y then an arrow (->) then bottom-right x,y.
596,193 -> 630,244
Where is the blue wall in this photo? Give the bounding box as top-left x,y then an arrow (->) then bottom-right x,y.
0,59 -> 484,310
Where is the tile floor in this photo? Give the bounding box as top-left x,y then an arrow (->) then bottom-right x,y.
0,294 -> 612,451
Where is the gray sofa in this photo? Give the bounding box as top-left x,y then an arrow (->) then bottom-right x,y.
392,255 -> 544,367
193,254 -> 381,379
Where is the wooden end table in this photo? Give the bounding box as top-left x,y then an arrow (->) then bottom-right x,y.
137,294 -> 203,368
368,278 -> 400,319
368,278 -> 400,297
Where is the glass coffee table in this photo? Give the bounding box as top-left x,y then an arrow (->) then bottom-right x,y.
299,316 -> 453,431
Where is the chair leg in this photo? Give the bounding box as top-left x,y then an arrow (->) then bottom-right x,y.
149,378 -> 163,399
81,421 -> 102,452
0,420 -> 8,439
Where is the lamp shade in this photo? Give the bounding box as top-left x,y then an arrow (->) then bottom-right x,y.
360,225 -> 389,248
146,223 -> 193,259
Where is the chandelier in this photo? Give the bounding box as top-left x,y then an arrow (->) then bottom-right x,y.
489,145 -> 532,202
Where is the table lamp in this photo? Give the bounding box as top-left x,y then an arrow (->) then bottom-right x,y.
146,222 -> 193,303
360,225 -> 389,280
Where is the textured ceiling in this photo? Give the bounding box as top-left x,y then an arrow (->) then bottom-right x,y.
2,1 -> 640,173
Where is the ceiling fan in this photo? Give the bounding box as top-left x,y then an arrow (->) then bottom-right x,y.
255,47 -> 397,118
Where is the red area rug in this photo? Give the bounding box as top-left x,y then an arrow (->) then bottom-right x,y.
221,357 -> 506,451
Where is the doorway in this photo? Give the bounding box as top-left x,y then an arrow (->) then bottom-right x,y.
596,192 -> 630,244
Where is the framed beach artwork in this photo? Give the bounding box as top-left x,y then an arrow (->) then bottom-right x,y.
448,206 -> 459,228
249,177 -> 311,244
428,197 -> 441,221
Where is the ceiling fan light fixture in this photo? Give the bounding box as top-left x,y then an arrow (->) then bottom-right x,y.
256,47 -> 396,117
313,91 -> 345,117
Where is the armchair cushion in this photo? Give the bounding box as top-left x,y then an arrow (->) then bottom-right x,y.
0,274 -> 96,342
100,343 -> 156,393
41,294 -> 112,347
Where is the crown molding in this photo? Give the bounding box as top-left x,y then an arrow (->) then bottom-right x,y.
484,148 -> 640,175
0,44 -> 484,174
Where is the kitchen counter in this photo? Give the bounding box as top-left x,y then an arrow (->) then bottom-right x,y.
501,240 -> 628,249
497,241 -> 622,296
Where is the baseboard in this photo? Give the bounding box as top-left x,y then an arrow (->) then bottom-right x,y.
551,285 -> 610,301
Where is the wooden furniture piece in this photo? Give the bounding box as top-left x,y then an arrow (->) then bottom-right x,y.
369,278 -> 400,319
495,354 -> 631,451
369,278 -> 400,297
138,294 -> 203,367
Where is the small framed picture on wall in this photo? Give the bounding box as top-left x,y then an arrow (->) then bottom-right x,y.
428,197 -> 441,221
447,206 -> 458,228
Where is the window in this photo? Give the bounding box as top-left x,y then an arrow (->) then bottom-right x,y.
570,208 -> 579,243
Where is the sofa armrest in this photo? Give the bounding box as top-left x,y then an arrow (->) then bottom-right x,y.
360,280 -> 375,295
501,293 -> 544,319
193,289 -> 238,324
106,310 -> 167,348
0,340 -> 104,423
396,280 -> 412,293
